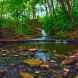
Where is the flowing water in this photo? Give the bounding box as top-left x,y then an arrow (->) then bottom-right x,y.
32,29 -> 48,40
0,29 -> 77,78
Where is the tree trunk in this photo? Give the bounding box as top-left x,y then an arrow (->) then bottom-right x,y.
32,6 -> 36,19
66,0 -> 73,22
43,0 -> 49,16
46,0 -> 52,16
51,0 -> 56,16
57,0 -> 73,22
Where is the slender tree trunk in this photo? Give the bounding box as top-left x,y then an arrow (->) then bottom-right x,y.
46,0 -> 52,16
51,0 -> 57,17
43,0 -> 48,16
40,7 -> 44,16
32,6 -> 36,19
47,0 -> 51,15
66,0 -> 73,22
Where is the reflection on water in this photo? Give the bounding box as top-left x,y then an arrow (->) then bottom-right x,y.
34,49 -> 49,62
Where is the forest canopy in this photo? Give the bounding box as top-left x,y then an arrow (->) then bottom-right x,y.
0,0 -> 78,39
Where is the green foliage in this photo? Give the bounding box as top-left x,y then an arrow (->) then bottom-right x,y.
56,31 -> 67,39
0,0 -> 78,38
39,16 -> 54,32
39,11 -> 73,36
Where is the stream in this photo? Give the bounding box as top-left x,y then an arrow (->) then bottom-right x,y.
31,29 -> 68,44
32,29 -> 48,40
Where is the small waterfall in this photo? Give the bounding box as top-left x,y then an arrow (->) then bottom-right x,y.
32,29 -> 47,40
40,29 -> 47,40
41,29 -> 47,37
